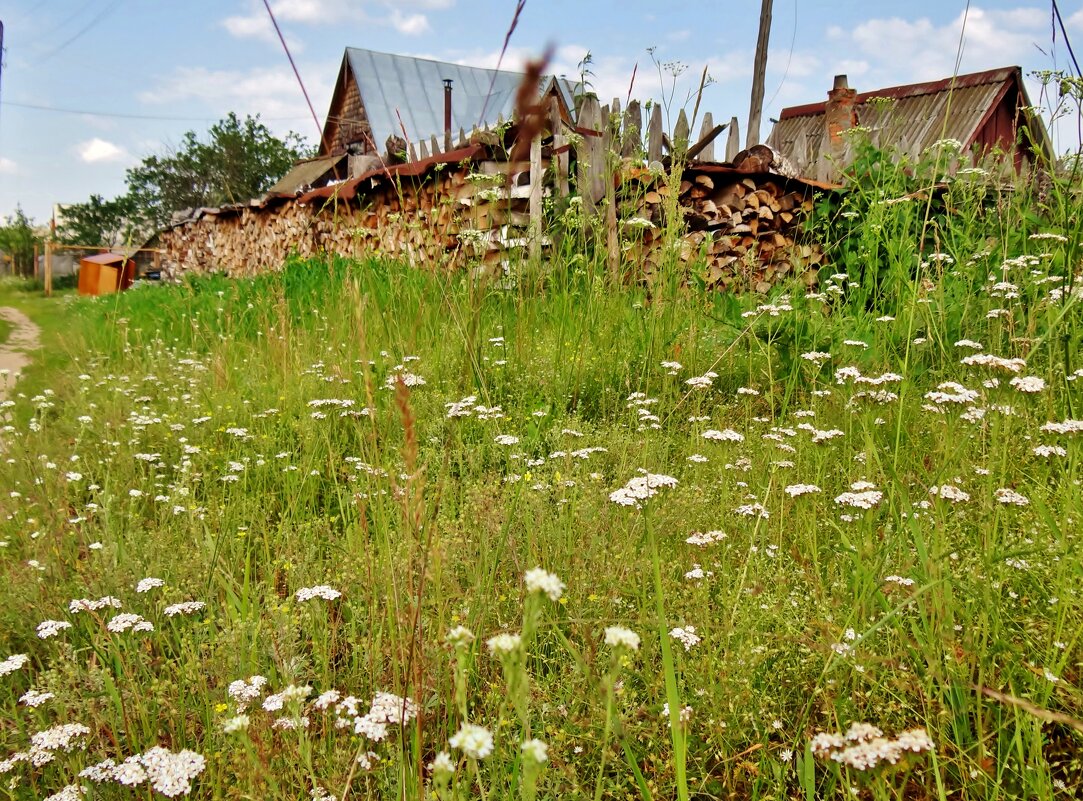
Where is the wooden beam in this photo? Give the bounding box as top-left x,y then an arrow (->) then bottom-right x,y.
747,0 -> 773,148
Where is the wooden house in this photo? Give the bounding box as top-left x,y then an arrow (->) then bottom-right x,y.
767,67 -> 1053,181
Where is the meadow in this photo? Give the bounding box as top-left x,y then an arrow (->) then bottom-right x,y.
0,148 -> 1082,800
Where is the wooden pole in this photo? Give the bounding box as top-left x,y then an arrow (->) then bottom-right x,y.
528,131 -> 543,262
44,241 -> 53,297
746,0 -> 773,148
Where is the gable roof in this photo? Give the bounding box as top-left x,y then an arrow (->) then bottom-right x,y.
323,47 -> 575,155
768,66 -> 1052,175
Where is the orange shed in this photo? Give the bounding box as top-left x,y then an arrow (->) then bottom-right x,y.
77,252 -> 136,296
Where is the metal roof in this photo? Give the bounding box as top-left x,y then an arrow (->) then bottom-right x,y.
344,47 -> 574,150
767,66 -> 1051,177
267,154 -> 345,195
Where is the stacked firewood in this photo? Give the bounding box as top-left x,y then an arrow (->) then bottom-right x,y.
622,169 -> 824,292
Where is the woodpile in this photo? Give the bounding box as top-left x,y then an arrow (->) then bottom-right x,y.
622,167 -> 824,292
157,105 -> 832,291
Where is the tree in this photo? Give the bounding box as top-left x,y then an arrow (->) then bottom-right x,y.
56,194 -> 140,248
0,206 -> 42,277
125,113 -> 310,230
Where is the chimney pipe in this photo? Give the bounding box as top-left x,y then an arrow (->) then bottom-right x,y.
819,73 -> 857,180
443,79 -> 453,151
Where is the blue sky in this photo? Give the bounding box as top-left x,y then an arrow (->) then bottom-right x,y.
1,0 -> 1081,222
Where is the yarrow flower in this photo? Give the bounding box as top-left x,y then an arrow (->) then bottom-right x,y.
669,625 -> 701,651
994,488 -> 1029,506
446,626 -> 475,648
785,483 -> 821,497
449,723 -> 494,759
135,577 -> 165,593
486,632 -> 522,656
834,490 -> 883,510
295,585 -> 342,602
37,620 -> 72,639
810,725 -> 934,771
521,738 -> 549,763
107,613 -> 155,634
604,626 -> 641,651
0,653 -> 30,676
164,601 -> 206,617
1009,376 -> 1045,393
609,472 -> 678,508
523,567 -> 565,601
702,428 -> 744,442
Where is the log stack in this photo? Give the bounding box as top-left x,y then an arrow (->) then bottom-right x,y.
157,124 -> 829,292
621,168 -> 824,292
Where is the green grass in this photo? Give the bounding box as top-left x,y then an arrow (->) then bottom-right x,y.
0,160 -> 1081,801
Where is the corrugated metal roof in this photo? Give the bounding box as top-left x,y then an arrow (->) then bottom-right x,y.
267,154 -> 345,195
767,66 -> 1050,178
345,48 -> 573,150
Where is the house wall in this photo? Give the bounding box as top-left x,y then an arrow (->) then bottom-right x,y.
324,76 -> 374,155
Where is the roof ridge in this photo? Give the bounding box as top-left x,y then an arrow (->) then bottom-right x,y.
778,66 -> 1022,120
344,46 -> 527,77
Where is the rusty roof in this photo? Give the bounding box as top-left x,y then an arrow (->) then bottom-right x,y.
299,143 -> 486,205
768,66 -> 1052,177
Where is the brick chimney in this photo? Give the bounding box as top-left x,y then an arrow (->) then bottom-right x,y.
825,74 -> 857,145
818,74 -> 857,180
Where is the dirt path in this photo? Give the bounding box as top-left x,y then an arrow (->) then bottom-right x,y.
0,307 -> 42,402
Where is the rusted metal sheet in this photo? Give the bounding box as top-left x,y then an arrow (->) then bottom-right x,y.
299,144 -> 486,204
267,154 -> 346,195
768,66 -> 1051,178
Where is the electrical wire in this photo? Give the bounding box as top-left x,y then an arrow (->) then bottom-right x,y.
765,0 -> 797,111
0,99 -> 308,122
1052,0 -> 1081,77
261,0 -> 325,149
36,0 -> 126,62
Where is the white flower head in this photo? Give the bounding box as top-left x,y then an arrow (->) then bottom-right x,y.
449,723 -> 494,760
524,567 -> 565,601
604,626 -> 641,651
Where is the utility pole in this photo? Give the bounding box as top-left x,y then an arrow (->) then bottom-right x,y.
746,0 -> 772,148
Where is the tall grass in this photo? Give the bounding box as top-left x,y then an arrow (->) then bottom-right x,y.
0,152 -> 1081,800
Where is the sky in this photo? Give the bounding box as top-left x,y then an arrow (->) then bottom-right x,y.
1,0 -> 1082,223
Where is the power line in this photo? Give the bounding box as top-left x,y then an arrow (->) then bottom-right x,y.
261,0 -> 325,149
0,99 -> 309,123
1052,0 -> 1081,77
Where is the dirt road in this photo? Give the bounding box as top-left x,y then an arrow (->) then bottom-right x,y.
0,307 -> 42,402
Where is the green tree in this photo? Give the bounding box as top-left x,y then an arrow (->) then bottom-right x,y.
125,112 -> 310,230
0,206 -> 42,276
56,193 -> 140,248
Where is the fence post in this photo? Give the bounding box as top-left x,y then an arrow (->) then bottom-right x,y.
44,241 -> 53,297
529,130 -> 543,262
647,103 -> 664,163
697,113 -> 715,161
576,96 -> 604,216
623,100 -> 642,158
550,96 -> 569,197
726,116 -> 741,161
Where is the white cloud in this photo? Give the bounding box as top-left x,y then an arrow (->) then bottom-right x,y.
0,157 -> 16,175
221,0 -> 448,40
843,7 -> 1048,83
77,138 -> 127,164
390,10 -> 429,35
138,63 -> 337,143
